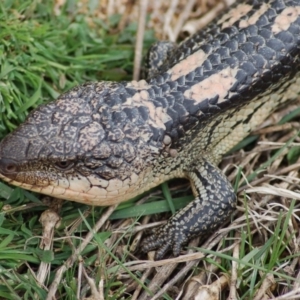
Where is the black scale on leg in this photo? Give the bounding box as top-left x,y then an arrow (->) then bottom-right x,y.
142,158 -> 236,260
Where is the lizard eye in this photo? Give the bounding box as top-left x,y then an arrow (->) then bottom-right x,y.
54,161 -> 74,170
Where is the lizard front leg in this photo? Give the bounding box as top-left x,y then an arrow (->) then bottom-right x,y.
142,158 -> 237,260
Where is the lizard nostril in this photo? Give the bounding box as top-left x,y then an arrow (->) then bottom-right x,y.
0,158 -> 18,175
6,163 -> 17,173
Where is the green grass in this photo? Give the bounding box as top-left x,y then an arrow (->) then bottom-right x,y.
0,0 -> 155,138
200,200 -> 298,299
1,0 -> 300,299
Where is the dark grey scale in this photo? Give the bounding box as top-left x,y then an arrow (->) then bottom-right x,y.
176,83 -> 188,93
137,107 -> 150,121
92,142 -> 111,159
96,166 -> 115,180
149,126 -> 165,143
111,110 -> 127,125
104,92 -> 121,107
99,107 -> 112,126
153,96 -> 169,108
71,116 -> 91,127
145,41 -> 177,78
107,128 -> 124,142
150,84 -> 163,97
208,53 -> 222,66
145,87 -> 157,102
122,107 -> 139,122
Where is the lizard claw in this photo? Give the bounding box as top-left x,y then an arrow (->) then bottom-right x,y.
141,223 -> 189,260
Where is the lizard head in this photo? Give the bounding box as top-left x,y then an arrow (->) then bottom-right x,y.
0,82 -> 158,206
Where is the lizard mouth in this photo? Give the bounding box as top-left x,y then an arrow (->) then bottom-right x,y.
0,157 -> 142,206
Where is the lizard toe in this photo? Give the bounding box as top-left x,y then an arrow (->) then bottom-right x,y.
142,223 -> 189,259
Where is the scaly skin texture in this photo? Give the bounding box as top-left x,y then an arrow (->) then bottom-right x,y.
1,0 -> 300,259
